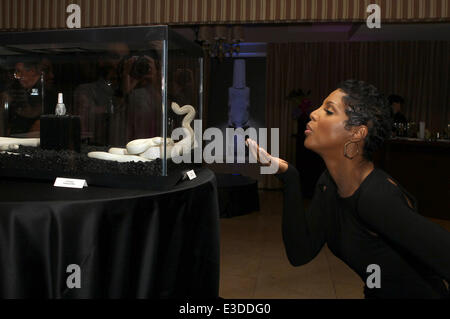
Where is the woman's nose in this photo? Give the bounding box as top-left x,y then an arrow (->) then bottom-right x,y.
310,108 -> 318,121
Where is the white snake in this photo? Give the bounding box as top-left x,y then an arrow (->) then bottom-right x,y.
87,102 -> 196,163
0,137 -> 40,152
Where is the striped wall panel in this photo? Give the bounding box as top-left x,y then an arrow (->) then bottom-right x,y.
0,0 -> 449,31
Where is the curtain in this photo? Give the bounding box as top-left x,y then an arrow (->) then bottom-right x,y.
262,41 -> 450,189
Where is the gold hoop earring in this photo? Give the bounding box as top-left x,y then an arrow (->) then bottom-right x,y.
344,141 -> 360,159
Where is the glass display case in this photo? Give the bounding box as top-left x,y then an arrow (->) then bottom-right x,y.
0,26 -> 203,189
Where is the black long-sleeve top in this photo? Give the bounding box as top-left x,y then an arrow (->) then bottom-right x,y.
276,164 -> 450,299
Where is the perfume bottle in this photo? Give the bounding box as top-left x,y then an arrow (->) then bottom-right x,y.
55,92 -> 66,116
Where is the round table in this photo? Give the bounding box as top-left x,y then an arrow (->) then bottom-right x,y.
0,168 -> 220,298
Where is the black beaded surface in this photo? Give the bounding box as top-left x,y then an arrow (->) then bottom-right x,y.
0,145 -> 164,176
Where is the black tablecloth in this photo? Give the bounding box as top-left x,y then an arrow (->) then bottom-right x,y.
0,168 -> 220,298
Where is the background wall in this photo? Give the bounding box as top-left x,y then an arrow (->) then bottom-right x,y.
265,41 -> 450,165
1,0 -> 449,31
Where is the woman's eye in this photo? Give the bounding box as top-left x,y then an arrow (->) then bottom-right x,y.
325,109 -> 333,115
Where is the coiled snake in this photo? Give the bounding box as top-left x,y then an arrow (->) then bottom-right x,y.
87,102 -> 196,162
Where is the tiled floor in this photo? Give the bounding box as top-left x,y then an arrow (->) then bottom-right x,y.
219,190 -> 450,299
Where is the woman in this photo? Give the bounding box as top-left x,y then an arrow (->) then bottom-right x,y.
247,79 -> 450,299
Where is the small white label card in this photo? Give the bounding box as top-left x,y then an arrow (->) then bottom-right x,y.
54,177 -> 88,189
186,170 -> 197,180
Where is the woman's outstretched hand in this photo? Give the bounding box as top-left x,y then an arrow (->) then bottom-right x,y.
245,138 -> 288,174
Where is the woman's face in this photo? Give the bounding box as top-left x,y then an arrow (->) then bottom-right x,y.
304,89 -> 356,157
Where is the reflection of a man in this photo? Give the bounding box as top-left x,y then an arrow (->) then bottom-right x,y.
125,50 -> 161,141
74,43 -> 161,146
74,43 -> 130,146
0,65 -> 11,135
168,68 -> 194,131
171,68 -> 194,105
4,58 -> 56,136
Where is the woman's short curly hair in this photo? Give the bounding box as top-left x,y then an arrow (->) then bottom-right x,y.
337,79 -> 393,161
